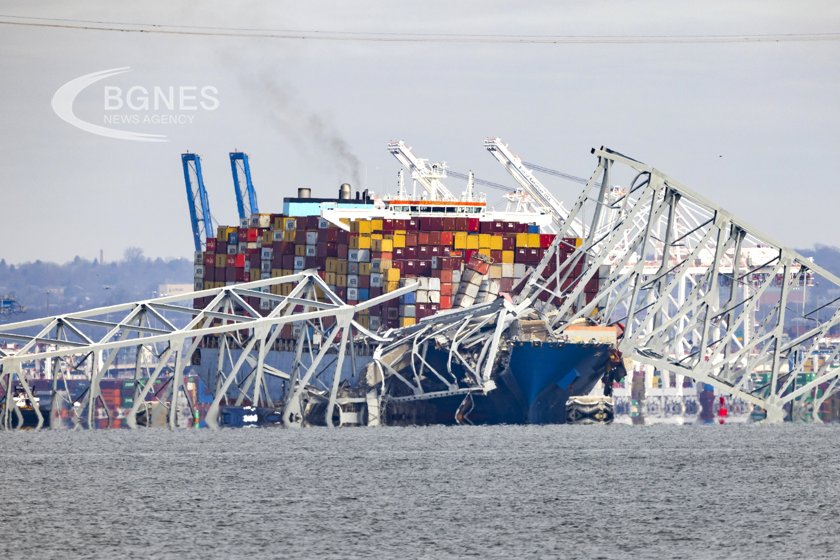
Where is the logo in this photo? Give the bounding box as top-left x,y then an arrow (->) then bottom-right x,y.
51,67 -> 219,142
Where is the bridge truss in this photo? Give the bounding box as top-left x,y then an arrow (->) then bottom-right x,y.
0,272 -> 414,430
520,147 -> 840,421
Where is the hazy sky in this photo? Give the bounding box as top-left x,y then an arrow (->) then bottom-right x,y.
1,1 -> 838,263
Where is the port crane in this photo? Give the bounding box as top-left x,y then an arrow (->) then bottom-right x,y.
229,152 -> 259,223
181,153 -> 214,253
387,141 -> 458,201
484,137 -> 586,237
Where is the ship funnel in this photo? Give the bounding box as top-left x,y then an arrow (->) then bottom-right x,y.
297,187 -> 311,199
339,183 -> 352,200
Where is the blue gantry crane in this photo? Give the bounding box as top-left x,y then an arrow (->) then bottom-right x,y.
229,152 -> 259,222
181,153 -> 214,253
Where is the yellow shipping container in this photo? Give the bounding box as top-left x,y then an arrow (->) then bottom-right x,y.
337,261 -> 348,275
394,229 -> 407,235
271,284 -> 281,295
351,235 -> 371,250
516,233 -> 529,248
295,245 -> 306,256
215,254 -> 227,268
454,232 -> 468,249
478,233 -> 492,249
502,250 -> 514,264
325,272 -> 336,286
385,268 -> 401,282
272,268 -> 283,276
478,248 -> 492,259
371,233 -> 383,241
358,220 -> 372,234
392,234 -> 406,249
384,281 -> 400,292
575,237 -> 583,248
336,275 -> 347,287
528,233 -> 540,247
283,230 -> 296,242
466,235 -> 479,250
357,316 -> 370,328
490,236 -> 503,250
371,219 -> 383,232
360,262 -> 372,275
262,231 -> 273,245
400,317 -> 416,327
381,239 -> 393,252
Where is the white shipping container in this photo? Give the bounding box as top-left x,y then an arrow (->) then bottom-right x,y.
428,277 -> 441,291
502,264 -> 514,278
272,230 -> 284,241
227,245 -> 238,255
305,245 -> 317,257
347,287 -> 359,300
318,218 -> 330,229
194,280 -> 204,291
306,231 -> 318,244
370,273 -> 383,287
428,290 -> 440,303
418,277 -> 429,290
261,261 -> 271,273
348,275 -> 359,288
293,256 -> 306,269
194,251 -> 203,265
416,290 -> 429,303
261,248 -> 273,260
348,262 -> 360,275
452,269 -> 462,283
401,304 -> 416,318
194,265 -> 205,278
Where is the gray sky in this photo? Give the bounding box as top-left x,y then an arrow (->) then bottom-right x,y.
1,1 -> 838,264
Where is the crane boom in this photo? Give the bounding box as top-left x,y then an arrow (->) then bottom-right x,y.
181,153 -> 214,252
229,151 -> 259,222
484,137 -> 586,236
387,140 -> 457,201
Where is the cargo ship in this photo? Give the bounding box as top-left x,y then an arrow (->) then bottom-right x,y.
192,176 -> 620,426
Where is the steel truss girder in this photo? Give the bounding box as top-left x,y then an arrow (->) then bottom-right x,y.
521,146 -> 840,422
0,272 -> 416,430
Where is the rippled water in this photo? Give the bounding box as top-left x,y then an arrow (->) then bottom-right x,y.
1,424 -> 839,559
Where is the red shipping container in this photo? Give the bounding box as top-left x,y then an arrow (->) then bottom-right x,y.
439,269 -> 453,283
383,219 -> 395,232
419,218 -> 432,231
203,253 -> 215,266
406,233 -> 418,246
429,231 -> 441,245
216,241 -> 228,254
440,231 -> 453,246
490,250 -> 503,262
465,249 -> 475,264
517,223 -> 529,233
500,278 -> 514,292
234,254 -> 246,268
440,296 -> 453,309
479,221 -> 494,234
540,234 -> 556,249
206,238 -> 217,251
502,235 -> 515,251
337,244 -> 349,259
226,254 -> 236,267
407,218 -> 419,230
440,282 -> 453,296
406,247 -> 418,258
392,260 -> 404,271
418,246 -> 430,257
394,247 -> 405,259
442,218 -> 456,231
246,228 -> 259,242
236,270 -> 249,282
358,275 -> 370,288
418,232 -> 430,245
467,218 -> 480,232
318,228 -> 338,242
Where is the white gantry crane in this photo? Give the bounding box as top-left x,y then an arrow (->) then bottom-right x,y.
484,137 -> 586,237
387,140 -> 458,201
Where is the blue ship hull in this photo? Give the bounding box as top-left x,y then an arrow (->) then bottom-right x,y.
384,340 -> 618,426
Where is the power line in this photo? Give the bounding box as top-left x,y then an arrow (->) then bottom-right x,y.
2,15 -> 838,44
